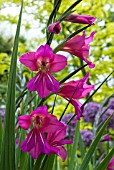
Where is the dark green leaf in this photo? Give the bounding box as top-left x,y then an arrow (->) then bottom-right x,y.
78,114 -> 113,170
0,1 -> 23,170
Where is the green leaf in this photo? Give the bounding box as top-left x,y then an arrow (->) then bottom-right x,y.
60,0 -> 83,19
79,133 -> 85,160
0,116 -> 3,155
78,114 -> 113,170
79,133 -> 89,170
68,121 -> 80,170
41,154 -> 55,170
0,1 -> 23,170
33,154 -> 45,170
95,146 -> 114,170
46,0 -> 62,43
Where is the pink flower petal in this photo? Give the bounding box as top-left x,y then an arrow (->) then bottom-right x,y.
61,34 -> 85,51
47,126 -> 67,142
58,146 -> 67,162
19,52 -> 38,71
60,31 -> 95,69
27,72 -> 41,91
42,115 -> 65,133
27,71 -> 50,98
21,127 -> 50,159
18,115 -> 32,130
36,44 -> 54,62
71,99 -> 83,120
20,129 -> 35,152
85,32 -> 96,44
45,72 -> 60,93
31,105 -> 48,117
36,72 -> 51,98
49,54 -> 67,72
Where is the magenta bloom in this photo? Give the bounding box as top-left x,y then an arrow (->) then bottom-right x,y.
18,106 -> 64,159
58,73 -> 94,121
107,157 -> 114,170
19,44 -> 67,98
48,21 -> 61,34
64,14 -> 96,25
60,31 -> 96,68
101,135 -> 111,142
47,126 -> 72,161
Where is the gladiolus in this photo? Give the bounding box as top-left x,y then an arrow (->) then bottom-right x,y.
64,14 -> 96,25
60,31 -> 96,68
58,73 -> 94,121
20,44 -> 67,98
48,21 -> 61,34
18,106 -> 65,159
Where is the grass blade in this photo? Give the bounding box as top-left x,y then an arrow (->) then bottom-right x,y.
68,121 -> 80,170
82,70 -> 114,107
95,146 -> 114,170
0,116 -> 3,155
78,114 -> 113,170
0,1 -> 23,170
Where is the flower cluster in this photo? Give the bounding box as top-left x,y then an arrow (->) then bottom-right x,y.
80,130 -> 94,147
83,102 -> 100,123
0,109 -> 5,123
108,98 -> 114,110
61,113 -> 76,139
19,12 -> 96,161
18,106 -> 72,161
61,113 -> 94,147
82,99 -> 114,130
58,73 -> 94,121
100,108 -> 114,130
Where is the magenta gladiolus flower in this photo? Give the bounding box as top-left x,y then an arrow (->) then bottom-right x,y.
48,21 -> 61,34
64,14 -> 96,25
107,157 -> 114,170
47,126 -> 72,161
18,106 -> 64,159
60,31 -> 96,68
19,44 -> 67,98
58,73 -> 94,121
101,135 -> 111,142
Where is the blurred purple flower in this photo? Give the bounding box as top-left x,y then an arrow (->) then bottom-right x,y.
80,130 -> 94,147
61,113 -> 76,139
61,114 -> 94,147
83,102 -> 100,123
108,98 -> 114,110
0,109 -> 5,123
100,108 -> 114,130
